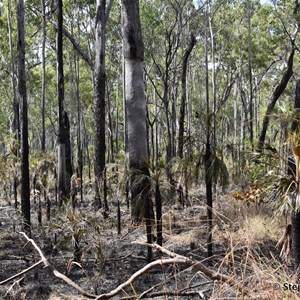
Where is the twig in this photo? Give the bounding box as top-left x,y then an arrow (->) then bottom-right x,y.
19,232 -> 97,299
0,260 -> 43,285
122,290 -> 207,299
4,277 -> 24,297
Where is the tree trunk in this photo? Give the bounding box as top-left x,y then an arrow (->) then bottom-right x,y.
257,47 -> 295,151
121,0 -> 153,262
17,0 -> 30,233
56,0 -> 72,203
64,112 -> 72,194
94,0 -> 108,211
205,7 -> 213,258
57,0 -> 67,206
291,79 -> 300,270
8,0 -> 20,145
177,33 -> 196,158
247,0 -> 254,149
9,0 -> 20,209
208,2 -> 216,148
155,181 -> 162,247
74,52 -> 83,203
41,0 -> 46,152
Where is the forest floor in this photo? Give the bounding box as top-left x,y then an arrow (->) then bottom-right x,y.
0,185 -> 298,299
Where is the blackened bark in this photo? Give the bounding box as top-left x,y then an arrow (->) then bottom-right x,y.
292,211 -> 300,269
291,79 -> 300,270
178,33 -> 196,158
57,0 -> 71,202
205,13 -> 213,258
258,47 -> 295,151
205,142 -> 213,258
94,0 -> 107,210
57,0 -> 66,204
292,79 -> 300,132
57,0 -> 65,146
155,181 -> 163,246
17,0 -> 30,233
74,52 -> 83,202
64,112 -> 72,194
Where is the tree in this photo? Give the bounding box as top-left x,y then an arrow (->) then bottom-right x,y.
57,0 -> 67,205
17,0 -> 30,232
94,0 -> 108,211
247,0 -> 254,149
8,0 -> 20,209
57,0 -> 72,205
291,79 -> 300,270
41,0 -> 46,152
257,45 -> 295,151
205,1 -> 213,258
177,33 -> 196,158
121,0 -> 153,261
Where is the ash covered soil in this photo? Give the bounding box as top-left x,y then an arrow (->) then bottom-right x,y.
0,190 -> 279,300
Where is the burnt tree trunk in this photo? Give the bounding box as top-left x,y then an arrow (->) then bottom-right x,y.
57,0 -> 67,205
291,79 -> 300,270
205,6 -> 213,258
17,0 -> 30,233
258,47 -> 295,151
178,33 -> 196,158
94,0 -> 108,211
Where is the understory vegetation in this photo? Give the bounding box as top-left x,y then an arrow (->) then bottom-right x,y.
1,0 -> 300,299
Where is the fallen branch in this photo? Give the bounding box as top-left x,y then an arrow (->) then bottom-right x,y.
121,290 -> 206,299
0,260 -> 43,285
95,257 -> 191,299
134,242 -> 245,293
18,232 -> 97,299
95,242 -> 244,299
1,233 -> 245,300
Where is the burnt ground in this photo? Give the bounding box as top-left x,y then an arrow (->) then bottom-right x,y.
0,188 -> 285,300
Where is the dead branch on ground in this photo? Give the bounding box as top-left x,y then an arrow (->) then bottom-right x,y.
20,232 -> 97,298
1,233 -> 245,299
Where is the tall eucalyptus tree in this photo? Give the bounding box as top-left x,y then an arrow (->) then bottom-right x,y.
41,0 -> 46,152
57,0 -> 67,205
94,0 -> 109,210
121,0 -> 153,261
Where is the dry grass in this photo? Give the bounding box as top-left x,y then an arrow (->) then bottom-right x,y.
1,186 -> 299,299
155,190 -> 297,299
